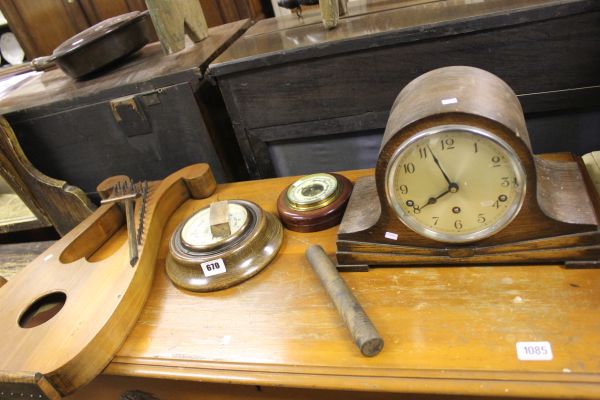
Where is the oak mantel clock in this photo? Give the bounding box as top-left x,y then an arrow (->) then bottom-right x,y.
336,66 -> 600,270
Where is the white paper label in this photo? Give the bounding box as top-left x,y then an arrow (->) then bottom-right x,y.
441,97 -> 458,105
200,258 -> 227,277
385,232 -> 398,240
516,341 -> 553,361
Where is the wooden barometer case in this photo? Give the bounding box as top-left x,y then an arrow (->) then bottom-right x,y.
167,199 -> 283,292
337,66 -> 600,271
277,173 -> 352,232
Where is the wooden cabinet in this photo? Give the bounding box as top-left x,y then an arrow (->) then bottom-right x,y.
208,0 -> 600,179
0,0 -> 271,59
0,20 -> 251,196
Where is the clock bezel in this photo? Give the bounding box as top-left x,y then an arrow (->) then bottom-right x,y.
385,124 -> 527,243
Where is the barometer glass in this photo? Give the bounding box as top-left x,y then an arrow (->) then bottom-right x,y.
181,203 -> 249,250
286,173 -> 339,211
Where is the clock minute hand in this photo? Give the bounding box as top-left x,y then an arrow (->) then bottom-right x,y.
426,144 -> 452,185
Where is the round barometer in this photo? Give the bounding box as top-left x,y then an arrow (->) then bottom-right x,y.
167,200 -> 283,292
277,173 -> 353,232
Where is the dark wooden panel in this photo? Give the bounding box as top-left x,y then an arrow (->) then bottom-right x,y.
79,0 -> 137,24
0,0 -> 88,58
10,81 -> 226,193
215,10 -> 600,130
209,0 -> 600,178
0,20 -> 252,117
0,20 -> 251,193
218,2 -> 242,23
199,0 -> 225,27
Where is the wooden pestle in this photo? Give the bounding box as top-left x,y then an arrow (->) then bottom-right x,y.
305,245 -> 383,356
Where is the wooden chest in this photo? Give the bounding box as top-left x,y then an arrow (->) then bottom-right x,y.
208,0 -> 600,179
0,20 -> 251,194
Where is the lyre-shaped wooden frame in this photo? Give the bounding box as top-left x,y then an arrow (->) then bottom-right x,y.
0,164 -> 216,398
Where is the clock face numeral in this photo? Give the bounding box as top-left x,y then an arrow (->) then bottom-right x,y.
403,163 -> 415,174
386,126 -> 526,243
441,138 -> 455,150
491,155 -> 501,167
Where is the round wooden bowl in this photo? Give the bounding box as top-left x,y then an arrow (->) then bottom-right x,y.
277,173 -> 353,232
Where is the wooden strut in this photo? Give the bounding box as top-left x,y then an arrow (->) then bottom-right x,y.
306,245 -> 384,357
0,163 -> 216,398
145,0 -> 209,55
320,0 -> 348,29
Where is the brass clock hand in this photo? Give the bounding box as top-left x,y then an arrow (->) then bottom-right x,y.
426,144 -> 453,185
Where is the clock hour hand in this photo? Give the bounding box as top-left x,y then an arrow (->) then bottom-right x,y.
414,182 -> 459,212
426,144 -> 453,185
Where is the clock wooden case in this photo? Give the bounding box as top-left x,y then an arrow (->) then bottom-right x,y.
336,66 -> 600,271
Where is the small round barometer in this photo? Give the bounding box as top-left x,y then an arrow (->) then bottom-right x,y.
277,173 -> 352,232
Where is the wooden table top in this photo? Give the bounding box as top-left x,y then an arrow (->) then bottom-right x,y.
80,169 -> 600,398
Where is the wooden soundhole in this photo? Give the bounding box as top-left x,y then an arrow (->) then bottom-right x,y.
19,292 -> 66,328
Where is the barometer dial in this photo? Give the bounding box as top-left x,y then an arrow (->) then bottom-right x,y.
278,173 -> 353,232
286,173 -> 339,211
385,125 -> 526,243
180,203 -> 249,251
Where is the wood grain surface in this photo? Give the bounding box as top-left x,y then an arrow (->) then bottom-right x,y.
3,169 -> 600,398
99,170 -> 600,398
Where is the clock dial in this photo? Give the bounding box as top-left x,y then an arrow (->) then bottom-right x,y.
386,125 -> 526,243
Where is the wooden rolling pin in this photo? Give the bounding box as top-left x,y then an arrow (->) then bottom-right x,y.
305,245 -> 384,356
